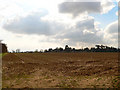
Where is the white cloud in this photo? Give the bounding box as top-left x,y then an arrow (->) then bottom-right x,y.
59,2 -> 101,17
116,11 -> 118,16
116,0 -> 120,2
3,9 -> 66,36
105,21 -> 118,34
101,0 -> 115,14
2,9 -> 106,47
58,2 -> 101,17
58,1 -> 115,17
76,18 -> 95,31
104,21 -> 118,47
0,0 -> 23,18
54,17 -> 105,46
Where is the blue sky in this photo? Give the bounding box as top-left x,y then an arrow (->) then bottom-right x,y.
90,2 -> 118,29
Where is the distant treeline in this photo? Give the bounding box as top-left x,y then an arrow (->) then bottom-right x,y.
13,45 -> 120,53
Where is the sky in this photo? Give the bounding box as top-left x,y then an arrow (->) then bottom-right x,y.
0,0 -> 119,51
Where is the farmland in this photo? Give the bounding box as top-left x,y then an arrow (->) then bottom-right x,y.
2,52 -> 119,88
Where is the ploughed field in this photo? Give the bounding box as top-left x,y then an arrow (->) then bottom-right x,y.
2,53 -> 119,88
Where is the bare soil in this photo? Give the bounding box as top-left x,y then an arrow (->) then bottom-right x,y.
2,52 -> 119,88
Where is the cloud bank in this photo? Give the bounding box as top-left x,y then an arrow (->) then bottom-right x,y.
3,9 -> 65,36
2,1 -> 118,48
58,1 -> 115,17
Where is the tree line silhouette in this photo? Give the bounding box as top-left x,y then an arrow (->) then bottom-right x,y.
13,45 -> 120,53
0,40 -> 119,53
44,45 -> 119,53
